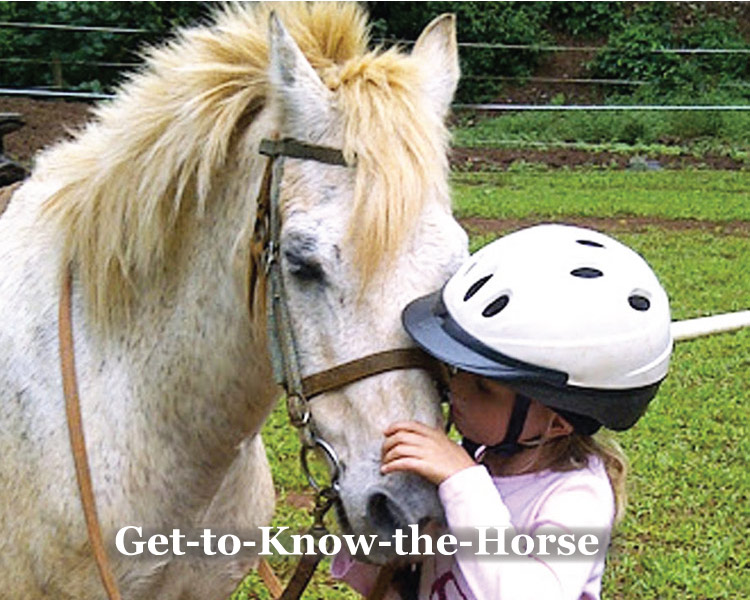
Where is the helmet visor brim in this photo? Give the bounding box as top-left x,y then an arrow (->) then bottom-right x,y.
403,291 -> 660,431
402,291 -> 568,384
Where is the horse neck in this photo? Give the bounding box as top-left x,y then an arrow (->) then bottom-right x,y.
116,152 -> 278,487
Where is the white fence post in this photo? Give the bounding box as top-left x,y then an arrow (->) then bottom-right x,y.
672,311 -> 750,342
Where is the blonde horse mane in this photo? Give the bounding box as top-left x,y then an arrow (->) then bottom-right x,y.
40,2 -> 451,331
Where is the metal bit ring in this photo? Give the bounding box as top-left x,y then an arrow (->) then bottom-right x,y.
300,435 -> 341,493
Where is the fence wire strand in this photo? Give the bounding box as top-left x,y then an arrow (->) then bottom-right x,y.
1,20 -> 750,107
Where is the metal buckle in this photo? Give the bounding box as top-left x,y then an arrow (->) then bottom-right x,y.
286,395 -> 310,427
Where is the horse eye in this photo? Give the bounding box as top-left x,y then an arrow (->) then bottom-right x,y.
283,232 -> 326,283
284,250 -> 325,283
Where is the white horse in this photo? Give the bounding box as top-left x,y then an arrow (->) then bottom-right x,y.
0,4 -> 467,599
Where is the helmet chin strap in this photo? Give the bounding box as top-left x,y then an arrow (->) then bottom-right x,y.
462,393 -> 535,461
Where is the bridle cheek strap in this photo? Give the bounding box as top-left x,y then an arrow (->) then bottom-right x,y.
252,138 -> 441,600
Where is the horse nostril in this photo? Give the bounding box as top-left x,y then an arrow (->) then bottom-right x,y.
367,491 -> 408,537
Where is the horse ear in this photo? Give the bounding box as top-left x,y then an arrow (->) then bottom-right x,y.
411,14 -> 460,119
268,11 -> 333,137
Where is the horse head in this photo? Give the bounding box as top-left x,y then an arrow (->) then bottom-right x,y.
263,12 -> 467,556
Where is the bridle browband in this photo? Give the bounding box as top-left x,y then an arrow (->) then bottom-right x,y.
59,136 -> 441,600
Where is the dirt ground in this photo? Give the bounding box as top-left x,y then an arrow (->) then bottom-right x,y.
462,215 -> 750,238
450,145 -> 748,171
3,96 -> 749,173
0,97 -> 93,165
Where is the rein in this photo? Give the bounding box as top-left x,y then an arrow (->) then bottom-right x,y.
58,136 -> 438,600
59,268 -> 122,600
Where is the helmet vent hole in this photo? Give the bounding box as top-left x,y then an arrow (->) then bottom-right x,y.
482,295 -> 510,317
571,267 -> 603,279
629,294 -> 651,311
464,275 -> 492,301
577,239 -> 605,248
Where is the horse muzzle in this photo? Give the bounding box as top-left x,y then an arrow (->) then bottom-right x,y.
338,466 -> 445,563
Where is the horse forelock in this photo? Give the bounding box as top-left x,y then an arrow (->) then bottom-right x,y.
38,1 -> 449,332
329,49 -> 452,288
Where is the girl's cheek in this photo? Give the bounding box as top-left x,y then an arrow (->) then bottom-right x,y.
450,392 -> 467,412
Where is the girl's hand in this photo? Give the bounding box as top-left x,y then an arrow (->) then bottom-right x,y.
380,421 -> 476,485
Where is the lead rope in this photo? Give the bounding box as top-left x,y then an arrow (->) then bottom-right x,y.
60,262 -> 324,600
59,267 -> 122,600
367,565 -> 398,600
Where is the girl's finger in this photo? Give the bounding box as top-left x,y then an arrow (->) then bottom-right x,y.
383,420 -> 436,437
380,456 -> 428,476
381,442 -> 429,466
381,430 -> 428,455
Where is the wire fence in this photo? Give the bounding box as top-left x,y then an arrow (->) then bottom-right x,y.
2,21 -> 750,53
454,103 -> 750,111
1,19 -> 750,113
378,38 -> 750,55
0,21 -> 153,34
0,87 -> 113,100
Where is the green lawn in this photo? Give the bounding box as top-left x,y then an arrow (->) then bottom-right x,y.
453,170 -> 750,223
234,169 -> 750,599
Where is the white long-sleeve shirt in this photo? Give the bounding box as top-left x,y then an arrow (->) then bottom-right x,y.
332,456 -> 615,600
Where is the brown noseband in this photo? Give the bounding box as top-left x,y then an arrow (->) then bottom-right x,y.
301,348 -> 439,399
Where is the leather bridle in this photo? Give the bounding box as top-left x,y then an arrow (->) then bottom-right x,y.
255,138 -> 439,497
248,138 -> 441,599
59,136 -> 441,600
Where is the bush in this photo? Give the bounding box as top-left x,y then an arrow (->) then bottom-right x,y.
0,2 -> 212,92
368,1 -> 553,102
683,17 -> 750,83
588,21 -> 682,93
588,6 -> 750,102
546,2 -> 626,38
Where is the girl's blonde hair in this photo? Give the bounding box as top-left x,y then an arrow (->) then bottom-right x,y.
531,432 -> 629,524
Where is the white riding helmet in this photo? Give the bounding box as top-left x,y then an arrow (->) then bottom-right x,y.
403,224 -> 673,430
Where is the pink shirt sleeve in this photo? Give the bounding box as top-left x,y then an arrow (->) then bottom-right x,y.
438,465 -> 613,600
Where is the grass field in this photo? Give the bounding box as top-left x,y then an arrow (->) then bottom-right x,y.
452,109 -> 750,161
233,169 -> 750,600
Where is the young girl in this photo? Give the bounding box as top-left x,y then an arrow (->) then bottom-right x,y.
332,224 -> 673,600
